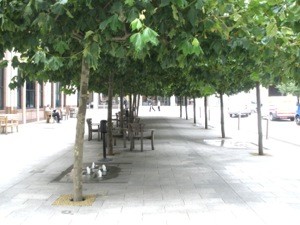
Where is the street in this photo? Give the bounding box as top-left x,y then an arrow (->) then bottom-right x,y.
225,113 -> 299,147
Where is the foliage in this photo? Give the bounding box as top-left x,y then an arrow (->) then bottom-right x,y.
277,82 -> 300,98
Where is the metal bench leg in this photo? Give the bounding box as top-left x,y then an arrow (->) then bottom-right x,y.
141,134 -> 143,152
151,130 -> 154,150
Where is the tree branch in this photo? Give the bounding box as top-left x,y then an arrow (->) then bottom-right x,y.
104,0 -> 114,10
111,33 -> 131,42
72,31 -> 83,42
111,25 -> 131,42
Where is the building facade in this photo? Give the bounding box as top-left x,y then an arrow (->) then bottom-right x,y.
0,51 -> 78,124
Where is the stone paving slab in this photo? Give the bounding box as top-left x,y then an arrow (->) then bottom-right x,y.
1,107 -> 300,225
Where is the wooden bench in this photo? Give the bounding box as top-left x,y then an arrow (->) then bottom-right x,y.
128,123 -> 154,151
112,127 -> 127,148
69,107 -> 78,118
86,118 -> 100,141
60,108 -> 69,120
0,114 -> 19,134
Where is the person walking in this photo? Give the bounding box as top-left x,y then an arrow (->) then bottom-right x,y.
157,100 -> 161,111
148,98 -> 155,112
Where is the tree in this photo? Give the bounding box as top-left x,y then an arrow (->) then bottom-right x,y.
1,0 -> 159,202
2,0 -> 299,198
277,82 -> 300,104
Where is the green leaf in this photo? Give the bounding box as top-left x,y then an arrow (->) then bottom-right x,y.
141,27 -> 159,46
267,0 -> 283,6
192,38 -> 199,47
33,51 -> 46,64
83,42 -> 101,70
179,40 -> 193,56
130,33 -> 144,51
187,8 -> 197,26
171,5 -> 179,20
127,8 -> 139,22
191,38 -> 202,56
176,54 -> 187,68
51,3 -> 64,15
160,0 -> 171,7
66,9 -> 74,19
99,19 -> 110,30
93,34 -> 100,42
100,14 -> 122,31
54,41 -> 69,55
125,0 -> 135,6
45,56 -> 63,71
233,12 -> 241,22
250,72 -> 260,82
84,31 -> 94,40
266,19 -> 278,37
131,18 -> 143,31
11,56 -> 20,68
24,4 -> 33,16
192,45 -> 203,56
0,60 -> 8,68
115,46 -> 126,58
195,0 -> 204,9
85,0 -> 93,9
110,14 -> 121,31
174,0 -> 188,8
281,26 -> 294,36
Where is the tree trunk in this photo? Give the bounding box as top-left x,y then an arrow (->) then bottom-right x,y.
107,74 -> 114,156
193,97 -> 196,124
120,89 -> 124,129
137,94 -> 140,117
73,58 -> 90,202
132,94 -> 136,119
204,96 -> 208,129
185,96 -> 188,120
129,93 -> 132,122
220,93 -> 225,138
256,82 -> 264,155
179,96 -> 182,118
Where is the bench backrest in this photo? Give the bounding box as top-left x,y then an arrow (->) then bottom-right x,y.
128,123 -> 145,133
0,115 -> 18,126
0,116 -> 7,126
86,118 -> 92,129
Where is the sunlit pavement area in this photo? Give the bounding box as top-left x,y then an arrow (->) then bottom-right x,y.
1,106 -> 300,225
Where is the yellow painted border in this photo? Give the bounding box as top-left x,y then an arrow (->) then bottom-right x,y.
52,194 -> 96,206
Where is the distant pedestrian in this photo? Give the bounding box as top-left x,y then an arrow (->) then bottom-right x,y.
148,98 -> 155,112
123,98 -> 129,117
123,98 -> 128,109
157,100 -> 161,111
45,105 -> 61,123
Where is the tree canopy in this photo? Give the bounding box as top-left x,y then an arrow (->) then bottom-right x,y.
1,0 -> 299,201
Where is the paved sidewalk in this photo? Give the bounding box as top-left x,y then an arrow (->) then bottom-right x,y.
1,107 -> 300,225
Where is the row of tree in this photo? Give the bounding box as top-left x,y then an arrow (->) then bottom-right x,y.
1,0 -> 299,201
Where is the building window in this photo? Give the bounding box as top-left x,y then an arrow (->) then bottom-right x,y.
0,68 -> 4,110
16,86 -> 22,109
55,83 -> 61,107
26,80 -> 35,108
39,82 -> 43,108
269,86 -> 285,96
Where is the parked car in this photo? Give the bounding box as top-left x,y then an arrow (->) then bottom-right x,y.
269,104 -> 295,121
228,104 -> 252,118
295,104 -> 300,125
267,96 -> 296,121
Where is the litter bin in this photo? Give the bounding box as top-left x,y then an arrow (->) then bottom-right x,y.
100,120 -> 107,159
100,120 -> 107,133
